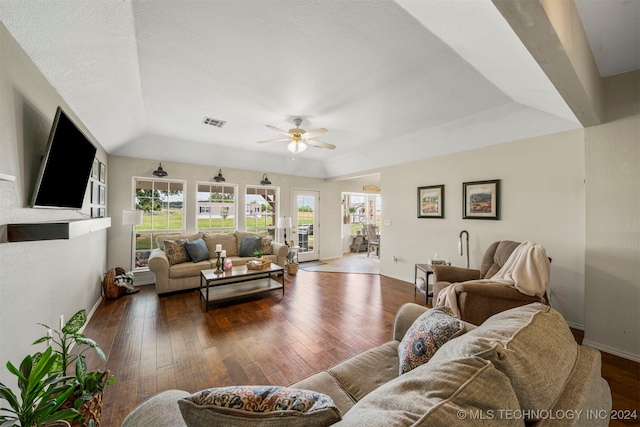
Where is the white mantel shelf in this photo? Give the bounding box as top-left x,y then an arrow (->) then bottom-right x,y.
0,172 -> 16,181
7,217 -> 111,242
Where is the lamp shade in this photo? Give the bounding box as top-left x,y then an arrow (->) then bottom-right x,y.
123,210 -> 143,226
277,217 -> 292,229
153,162 -> 168,177
260,173 -> 272,185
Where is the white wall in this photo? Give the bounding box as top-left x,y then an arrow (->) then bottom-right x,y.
379,129 -> 586,328
0,23 -> 108,386
106,156 -> 345,269
583,70 -> 640,361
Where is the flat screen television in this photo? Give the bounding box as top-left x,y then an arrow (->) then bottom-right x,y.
31,107 -> 98,209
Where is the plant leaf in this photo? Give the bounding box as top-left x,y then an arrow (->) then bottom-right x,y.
62,310 -> 86,334
75,337 -> 107,362
32,337 -> 49,345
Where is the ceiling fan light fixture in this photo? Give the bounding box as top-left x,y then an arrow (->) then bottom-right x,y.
287,140 -> 307,154
212,169 -> 226,182
153,162 -> 168,177
260,173 -> 272,185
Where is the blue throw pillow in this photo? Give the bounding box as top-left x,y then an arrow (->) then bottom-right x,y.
239,237 -> 262,257
183,238 -> 210,263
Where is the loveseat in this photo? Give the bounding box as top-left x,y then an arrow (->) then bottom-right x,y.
148,231 -> 288,295
122,303 -> 611,426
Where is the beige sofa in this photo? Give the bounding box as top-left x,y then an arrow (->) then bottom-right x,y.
122,303 -> 611,426
148,231 -> 288,295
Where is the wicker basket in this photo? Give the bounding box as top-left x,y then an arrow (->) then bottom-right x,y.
286,263 -> 299,275
247,258 -> 271,270
103,267 -> 127,299
61,370 -> 109,427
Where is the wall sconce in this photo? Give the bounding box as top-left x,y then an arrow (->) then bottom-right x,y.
153,162 -> 168,177
212,169 -> 226,182
260,173 -> 272,185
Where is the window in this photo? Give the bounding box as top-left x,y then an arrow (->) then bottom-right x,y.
245,185 -> 278,238
347,194 -> 366,235
133,178 -> 186,268
196,182 -> 237,233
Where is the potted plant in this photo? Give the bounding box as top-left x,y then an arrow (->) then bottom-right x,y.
0,346 -> 78,426
253,249 -> 264,258
33,310 -> 112,427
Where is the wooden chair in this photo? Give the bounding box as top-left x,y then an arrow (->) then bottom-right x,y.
365,224 -> 380,258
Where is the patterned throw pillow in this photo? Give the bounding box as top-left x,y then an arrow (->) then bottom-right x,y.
398,307 -> 464,375
178,386 -> 341,427
164,239 -> 190,265
261,236 -> 273,255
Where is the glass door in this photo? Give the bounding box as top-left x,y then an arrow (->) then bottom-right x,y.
293,189 -> 319,262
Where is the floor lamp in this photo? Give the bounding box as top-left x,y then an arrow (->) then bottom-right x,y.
277,217 -> 292,246
123,210 -> 143,271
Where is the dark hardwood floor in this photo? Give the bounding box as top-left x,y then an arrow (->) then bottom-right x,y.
82,270 -> 639,427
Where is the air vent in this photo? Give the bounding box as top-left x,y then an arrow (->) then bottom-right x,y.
202,117 -> 226,128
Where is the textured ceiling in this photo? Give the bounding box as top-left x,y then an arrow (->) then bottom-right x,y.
0,0 -> 636,179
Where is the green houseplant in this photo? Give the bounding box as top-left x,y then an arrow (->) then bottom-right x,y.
0,347 -> 78,426
33,310 -> 112,426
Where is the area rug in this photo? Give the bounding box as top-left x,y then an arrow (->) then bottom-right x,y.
301,253 -> 380,274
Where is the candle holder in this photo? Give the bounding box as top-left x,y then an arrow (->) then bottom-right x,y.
214,251 -> 223,274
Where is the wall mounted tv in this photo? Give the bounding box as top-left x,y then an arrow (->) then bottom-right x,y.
31,107 -> 97,209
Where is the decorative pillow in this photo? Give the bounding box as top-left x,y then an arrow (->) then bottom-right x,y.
183,238 -> 210,263
164,239 -> 190,265
261,236 -> 274,255
157,233 -> 202,251
235,231 -> 267,253
178,386 -> 342,427
239,237 -> 262,257
397,306 -> 464,375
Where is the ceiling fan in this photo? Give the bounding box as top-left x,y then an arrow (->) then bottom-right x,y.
258,118 -> 336,154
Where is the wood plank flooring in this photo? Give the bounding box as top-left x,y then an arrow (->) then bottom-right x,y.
82,270 -> 639,427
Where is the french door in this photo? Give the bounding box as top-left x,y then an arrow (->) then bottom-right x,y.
292,189 -> 319,262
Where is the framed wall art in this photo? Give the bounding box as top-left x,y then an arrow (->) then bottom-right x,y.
417,185 -> 444,218
463,179 -> 500,220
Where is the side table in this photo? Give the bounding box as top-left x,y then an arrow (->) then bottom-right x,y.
414,263 -> 434,305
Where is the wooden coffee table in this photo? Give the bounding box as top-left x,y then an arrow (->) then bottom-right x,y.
199,263 -> 285,311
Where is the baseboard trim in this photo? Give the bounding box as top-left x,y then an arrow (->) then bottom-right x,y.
582,339 -> 640,362
565,321 -> 584,331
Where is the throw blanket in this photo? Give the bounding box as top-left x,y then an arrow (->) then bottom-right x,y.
436,241 -> 550,318
114,272 -> 135,291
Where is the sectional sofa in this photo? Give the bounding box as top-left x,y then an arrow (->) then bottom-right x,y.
122,302 -> 612,426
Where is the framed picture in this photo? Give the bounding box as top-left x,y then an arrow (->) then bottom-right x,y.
99,185 -> 105,205
99,162 -> 106,183
91,158 -> 99,180
91,182 -> 99,204
417,185 -> 444,218
463,179 -> 500,220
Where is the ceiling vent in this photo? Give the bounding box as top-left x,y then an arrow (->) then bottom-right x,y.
202,117 -> 226,128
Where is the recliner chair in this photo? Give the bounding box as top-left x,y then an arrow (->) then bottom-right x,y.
431,240 -> 549,325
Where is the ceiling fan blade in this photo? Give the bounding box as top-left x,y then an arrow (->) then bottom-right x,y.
306,139 -> 336,150
266,125 -> 292,137
302,128 -> 328,139
257,138 -> 291,144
